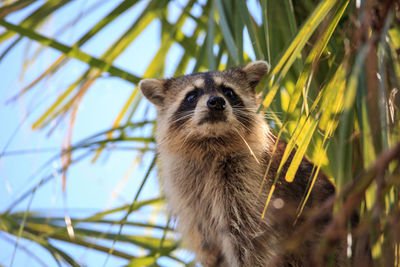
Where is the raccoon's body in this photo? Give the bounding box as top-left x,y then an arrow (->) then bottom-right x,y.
139,61 -> 339,266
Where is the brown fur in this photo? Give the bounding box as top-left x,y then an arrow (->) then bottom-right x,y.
139,61 -> 342,266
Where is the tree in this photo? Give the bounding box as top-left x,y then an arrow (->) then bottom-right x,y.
0,0 -> 399,266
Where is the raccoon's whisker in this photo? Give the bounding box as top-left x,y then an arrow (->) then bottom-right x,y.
233,128 -> 260,165
177,128 -> 194,151
233,107 -> 258,114
236,119 -> 253,133
157,114 -> 194,148
232,106 -> 255,110
169,112 -> 195,125
240,113 -> 258,123
155,135 -> 171,147
156,126 -> 194,149
234,117 -> 257,134
233,108 -> 256,117
232,111 -> 252,125
234,115 -> 255,122
233,107 -> 258,113
234,111 -> 258,126
172,111 -> 195,122
233,106 -> 282,120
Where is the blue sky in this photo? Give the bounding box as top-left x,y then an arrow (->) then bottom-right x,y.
0,0 -> 259,266
0,1 -> 167,265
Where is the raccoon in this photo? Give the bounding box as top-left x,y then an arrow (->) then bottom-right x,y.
139,61 -> 339,266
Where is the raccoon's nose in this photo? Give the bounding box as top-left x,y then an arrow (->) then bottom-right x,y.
207,96 -> 226,111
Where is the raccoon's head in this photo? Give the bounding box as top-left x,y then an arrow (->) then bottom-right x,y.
139,61 -> 270,153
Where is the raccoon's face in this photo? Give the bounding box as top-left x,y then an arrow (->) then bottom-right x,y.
139,61 -> 269,147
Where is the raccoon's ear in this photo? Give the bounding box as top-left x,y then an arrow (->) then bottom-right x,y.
243,61 -> 270,87
139,78 -> 165,107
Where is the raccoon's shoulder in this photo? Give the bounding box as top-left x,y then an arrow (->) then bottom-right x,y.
264,138 -> 336,203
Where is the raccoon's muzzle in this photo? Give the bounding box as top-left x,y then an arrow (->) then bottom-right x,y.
198,96 -> 227,125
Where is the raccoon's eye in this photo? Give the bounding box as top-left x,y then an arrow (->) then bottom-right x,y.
185,91 -> 198,103
222,87 -> 235,99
